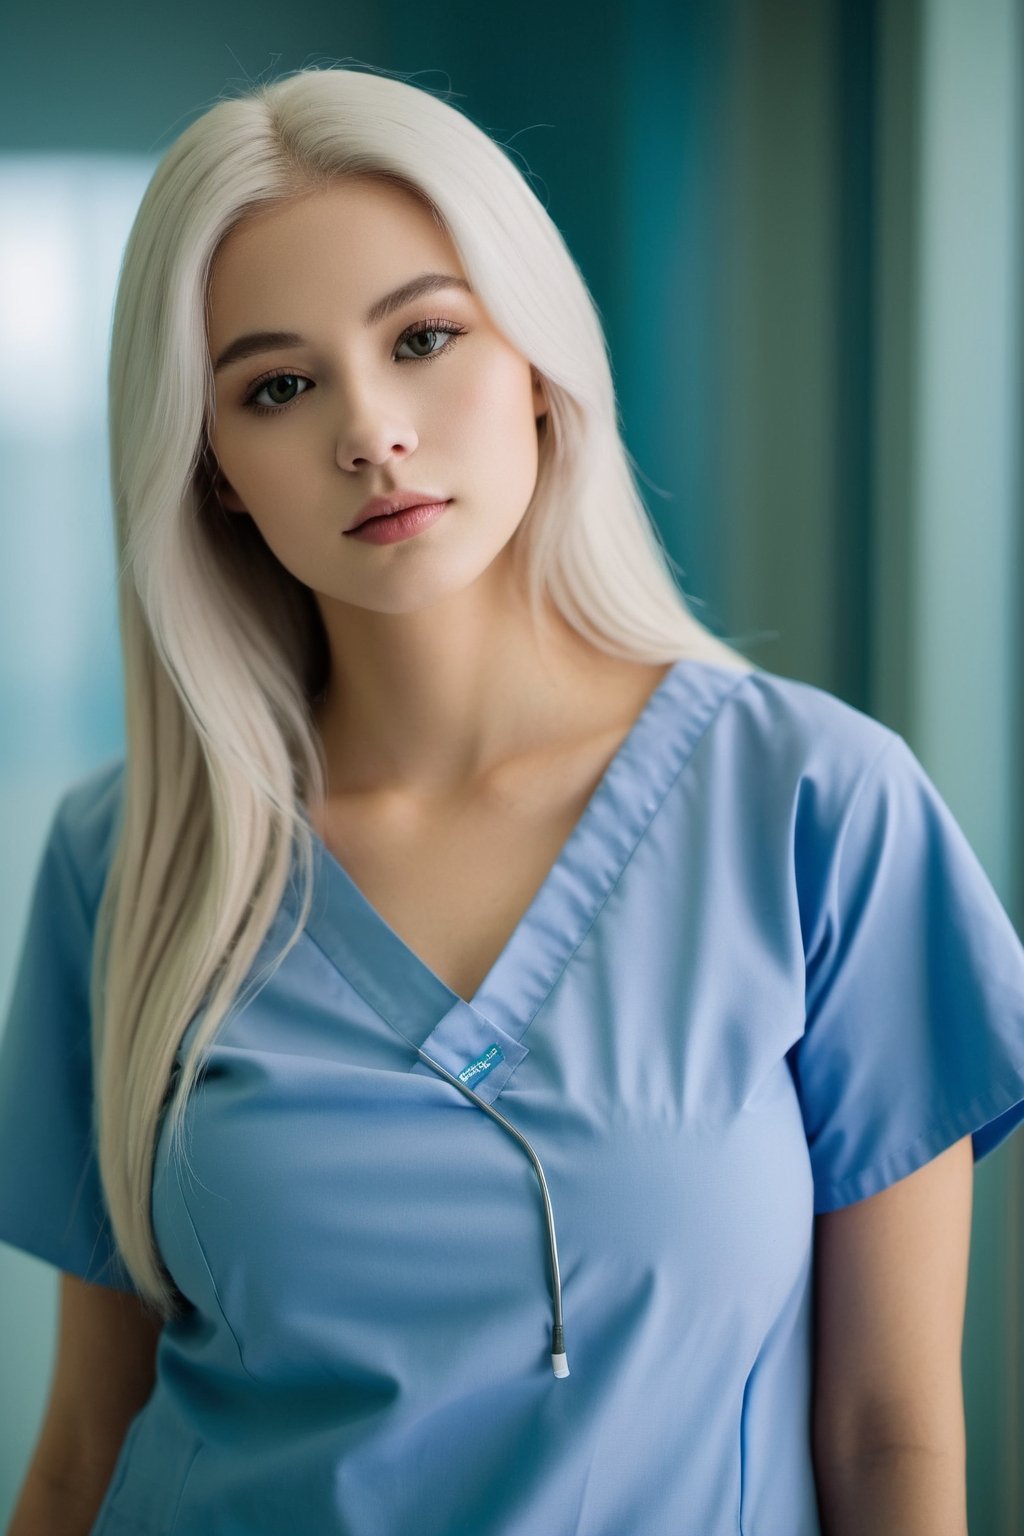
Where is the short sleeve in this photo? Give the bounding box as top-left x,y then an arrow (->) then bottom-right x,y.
0,780 -> 138,1291
789,730 -> 1024,1213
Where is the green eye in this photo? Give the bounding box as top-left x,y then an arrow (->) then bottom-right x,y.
242,319 -> 467,417
393,322 -> 466,363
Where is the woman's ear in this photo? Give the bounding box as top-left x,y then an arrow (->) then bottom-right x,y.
202,442 -> 247,513
531,366 -> 549,425
216,477 -> 248,514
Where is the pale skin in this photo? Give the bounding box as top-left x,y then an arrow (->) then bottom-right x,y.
204,173 -> 673,1008
205,171 -> 970,1511
10,174 -> 973,1536
203,177 -> 976,1525
204,174 -> 670,815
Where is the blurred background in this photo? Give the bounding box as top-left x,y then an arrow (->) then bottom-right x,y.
0,1 -> 1021,1530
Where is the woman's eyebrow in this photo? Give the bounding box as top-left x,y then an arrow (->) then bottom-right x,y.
212,272 -> 472,375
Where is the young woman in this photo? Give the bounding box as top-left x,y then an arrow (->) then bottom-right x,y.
2,62 -> 1022,1536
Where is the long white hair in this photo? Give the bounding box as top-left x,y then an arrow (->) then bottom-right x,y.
94,61 -> 757,1318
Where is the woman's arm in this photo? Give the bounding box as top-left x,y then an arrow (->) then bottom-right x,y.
6,1271 -> 163,1536
811,1134 -> 973,1535
814,1443 -> 968,1536
7,1455 -> 114,1536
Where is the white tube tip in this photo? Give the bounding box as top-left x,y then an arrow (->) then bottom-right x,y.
551,1352 -> 570,1378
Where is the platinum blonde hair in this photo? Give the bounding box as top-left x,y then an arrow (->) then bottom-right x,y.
94,62 -> 756,1317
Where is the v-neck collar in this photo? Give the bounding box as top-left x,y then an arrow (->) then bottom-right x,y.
288,657 -> 752,1104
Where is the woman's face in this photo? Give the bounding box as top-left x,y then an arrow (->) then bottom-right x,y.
205,177 -> 548,617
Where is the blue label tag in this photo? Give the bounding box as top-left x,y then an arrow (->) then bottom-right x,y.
458,1042 -> 505,1085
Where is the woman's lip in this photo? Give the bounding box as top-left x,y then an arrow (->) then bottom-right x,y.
362,500 -> 433,524
350,492 -> 448,530
344,499 -> 451,544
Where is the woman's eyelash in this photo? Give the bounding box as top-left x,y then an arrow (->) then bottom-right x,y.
241,318 -> 468,416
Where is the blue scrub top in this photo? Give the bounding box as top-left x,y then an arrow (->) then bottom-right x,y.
3,658 -> 1024,1536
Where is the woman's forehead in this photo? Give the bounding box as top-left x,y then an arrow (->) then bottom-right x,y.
206,182 -> 460,335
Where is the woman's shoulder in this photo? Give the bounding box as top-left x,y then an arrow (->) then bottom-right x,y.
50,755 -> 126,917
688,659 -> 901,807
740,664 -> 895,749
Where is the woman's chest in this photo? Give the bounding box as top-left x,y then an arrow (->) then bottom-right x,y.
312,760 -> 608,1001
306,660 -> 681,1001
158,761 -> 816,1386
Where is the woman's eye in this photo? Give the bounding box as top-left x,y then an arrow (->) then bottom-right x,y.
394,322 -> 466,363
242,321 -> 467,417
245,375 -> 312,413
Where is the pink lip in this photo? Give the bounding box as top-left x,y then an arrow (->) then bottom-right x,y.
345,500 -> 451,545
348,490 -> 449,532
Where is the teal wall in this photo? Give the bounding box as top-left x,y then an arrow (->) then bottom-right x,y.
2,2 -> 1021,1530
